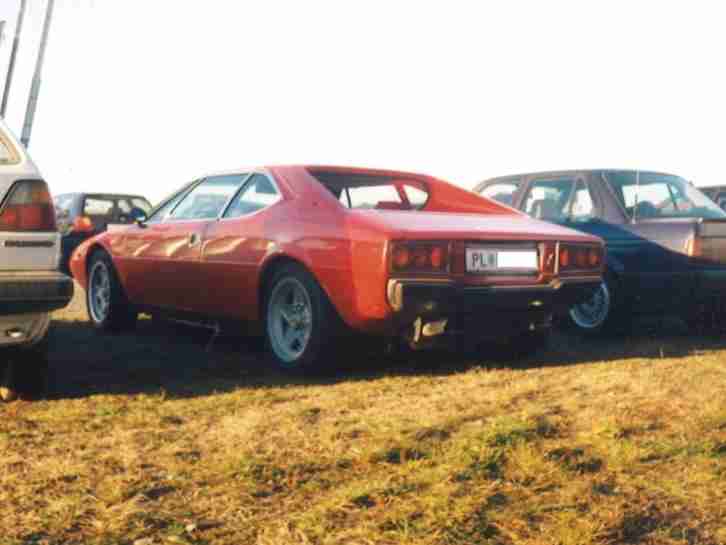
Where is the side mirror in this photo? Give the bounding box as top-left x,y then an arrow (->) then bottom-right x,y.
129,207 -> 147,225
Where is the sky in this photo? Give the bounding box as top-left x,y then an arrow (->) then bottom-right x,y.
0,0 -> 725,203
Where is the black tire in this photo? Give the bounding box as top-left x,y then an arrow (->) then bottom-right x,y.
1,343 -> 49,401
565,272 -> 630,336
0,360 -> 18,402
86,250 -> 137,333
263,263 -> 341,373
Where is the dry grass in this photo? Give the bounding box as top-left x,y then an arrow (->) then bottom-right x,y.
1,287 -> 725,544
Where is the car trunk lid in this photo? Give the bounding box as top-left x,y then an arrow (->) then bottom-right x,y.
352,209 -> 601,244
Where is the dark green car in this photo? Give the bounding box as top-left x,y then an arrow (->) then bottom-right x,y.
475,170 -> 726,334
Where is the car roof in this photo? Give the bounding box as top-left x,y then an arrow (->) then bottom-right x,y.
199,164 -> 435,180
481,168 -> 681,184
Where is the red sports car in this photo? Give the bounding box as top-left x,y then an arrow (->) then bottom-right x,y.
70,166 -> 604,370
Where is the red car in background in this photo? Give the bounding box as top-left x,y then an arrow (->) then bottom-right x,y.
70,166 -> 604,371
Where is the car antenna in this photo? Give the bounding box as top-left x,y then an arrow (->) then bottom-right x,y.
633,170 -> 640,223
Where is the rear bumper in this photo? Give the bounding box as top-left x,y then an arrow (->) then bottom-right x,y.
0,271 -> 74,315
387,277 -> 600,341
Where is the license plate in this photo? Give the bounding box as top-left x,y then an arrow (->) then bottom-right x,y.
466,248 -> 538,272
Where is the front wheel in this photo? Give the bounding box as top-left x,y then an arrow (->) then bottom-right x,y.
87,251 -> 137,333
263,264 -> 340,373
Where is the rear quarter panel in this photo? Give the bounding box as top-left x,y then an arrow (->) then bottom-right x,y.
254,202 -> 390,331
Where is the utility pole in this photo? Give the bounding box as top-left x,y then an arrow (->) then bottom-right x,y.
1,0 -> 28,119
21,0 -> 55,148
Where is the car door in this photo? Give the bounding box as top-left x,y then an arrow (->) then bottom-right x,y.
120,176 -> 244,311
200,172 -> 283,318
118,181 -> 197,306
600,171 -> 694,303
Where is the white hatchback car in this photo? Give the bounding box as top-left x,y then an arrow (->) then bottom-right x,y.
0,120 -> 73,401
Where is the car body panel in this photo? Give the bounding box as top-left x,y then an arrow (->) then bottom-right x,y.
71,165 -> 603,339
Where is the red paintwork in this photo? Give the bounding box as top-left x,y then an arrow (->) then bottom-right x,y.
70,165 -> 603,333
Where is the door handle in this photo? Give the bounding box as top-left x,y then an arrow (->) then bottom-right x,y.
188,233 -> 201,247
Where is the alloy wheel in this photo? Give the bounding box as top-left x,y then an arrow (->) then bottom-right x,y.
569,281 -> 611,330
88,261 -> 112,324
267,277 -> 314,366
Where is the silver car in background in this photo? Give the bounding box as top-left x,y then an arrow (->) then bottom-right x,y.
0,120 -> 73,401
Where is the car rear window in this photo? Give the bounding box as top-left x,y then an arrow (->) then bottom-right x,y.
308,170 -> 430,211
84,198 -> 115,216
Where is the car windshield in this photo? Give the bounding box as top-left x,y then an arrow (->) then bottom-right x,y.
308,170 -> 430,211
604,171 -> 726,220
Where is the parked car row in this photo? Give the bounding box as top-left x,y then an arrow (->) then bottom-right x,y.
3,114 -> 726,398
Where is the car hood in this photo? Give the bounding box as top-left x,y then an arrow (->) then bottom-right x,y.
350,210 -> 601,243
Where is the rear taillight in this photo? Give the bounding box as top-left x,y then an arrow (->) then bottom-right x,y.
0,180 -> 56,232
71,216 -> 94,233
390,241 -> 449,274
558,243 -> 604,273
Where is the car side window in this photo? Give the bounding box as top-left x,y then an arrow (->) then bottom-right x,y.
170,175 -> 246,221
569,180 -> 595,221
481,180 -> 521,206
523,178 -> 575,221
223,174 -> 280,218
403,184 -> 429,209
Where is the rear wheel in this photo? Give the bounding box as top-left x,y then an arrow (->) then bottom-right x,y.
263,264 -> 340,373
1,344 -> 49,402
0,361 -> 18,402
87,251 -> 137,333
567,274 -> 629,335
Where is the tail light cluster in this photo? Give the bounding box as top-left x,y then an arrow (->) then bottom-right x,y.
390,241 -> 449,273
0,180 -> 56,232
558,243 -> 604,272
71,216 -> 94,234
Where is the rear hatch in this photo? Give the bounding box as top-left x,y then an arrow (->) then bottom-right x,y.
0,123 -> 60,271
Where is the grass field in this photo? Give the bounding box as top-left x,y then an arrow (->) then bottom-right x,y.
1,287 -> 725,545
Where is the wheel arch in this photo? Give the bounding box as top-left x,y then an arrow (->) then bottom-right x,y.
257,253 -> 351,327
72,240 -> 113,289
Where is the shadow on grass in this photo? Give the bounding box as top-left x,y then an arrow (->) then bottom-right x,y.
46,313 -> 726,401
